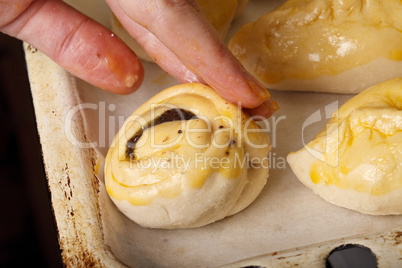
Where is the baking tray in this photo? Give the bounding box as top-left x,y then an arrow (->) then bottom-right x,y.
24,0 -> 402,266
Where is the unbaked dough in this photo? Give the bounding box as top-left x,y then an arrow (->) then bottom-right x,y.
287,78 -> 402,215
105,83 -> 271,228
229,0 -> 402,93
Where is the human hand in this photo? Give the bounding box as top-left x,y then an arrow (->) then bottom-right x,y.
1,0 -> 278,117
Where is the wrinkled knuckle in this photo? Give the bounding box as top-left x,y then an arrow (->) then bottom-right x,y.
139,0 -> 189,13
154,0 -> 191,18
159,0 -> 189,8
0,0 -> 33,31
53,18 -> 89,62
131,0 -> 193,31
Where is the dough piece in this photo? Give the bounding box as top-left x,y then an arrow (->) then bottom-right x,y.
112,0 -> 248,62
287,78 -> 402,215
105,83 -> 270,228
229,0 -> 402,93
233,0 -> 249,19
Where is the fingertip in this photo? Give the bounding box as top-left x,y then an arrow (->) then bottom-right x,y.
244,98 -> 279,119
93,32 -> 145,95
241,67 -> 271,102
4,0 -> 145,95
202,62 -> 272,109
123,73 -> 143,92
66,35 -> 145,95
64,22 -> 145,95
107,71 -> 144,95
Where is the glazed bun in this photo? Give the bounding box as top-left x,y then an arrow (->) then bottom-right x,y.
105,83 -> 270,228
229,0 -> 402,93
287,78 -> 402,215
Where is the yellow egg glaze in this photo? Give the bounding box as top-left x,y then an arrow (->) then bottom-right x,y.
229,0 -> 402,84
104,83 -> 270,227
104,83 -> 270,228
307,78 -> 402,196
106,95 -> 243,206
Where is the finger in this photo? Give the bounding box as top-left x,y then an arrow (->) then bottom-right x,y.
107,1 -> 204,84
245,98 -> 279,120
1,0 -> 143,95
0,0 -> 33,28
108,8 -> 279,120
110,0 -> 277,114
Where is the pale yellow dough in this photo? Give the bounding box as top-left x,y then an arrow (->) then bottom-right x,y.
112,0 -> 248,62
229,0 -> 402,93
105,83 -> 270,228
287,78 -> 402,215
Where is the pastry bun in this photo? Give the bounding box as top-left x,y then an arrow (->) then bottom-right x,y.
287,78 -> 402,215
105,83 -> 270,228
229,0 -> 402,93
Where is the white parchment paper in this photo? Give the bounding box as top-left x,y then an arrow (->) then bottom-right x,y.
66,0 -> 402,267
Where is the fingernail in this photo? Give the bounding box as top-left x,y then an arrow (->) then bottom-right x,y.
260,98 -> 279,118
266,98 -> 279,113
245,98 -> 279,119
241,68 -> 270,100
